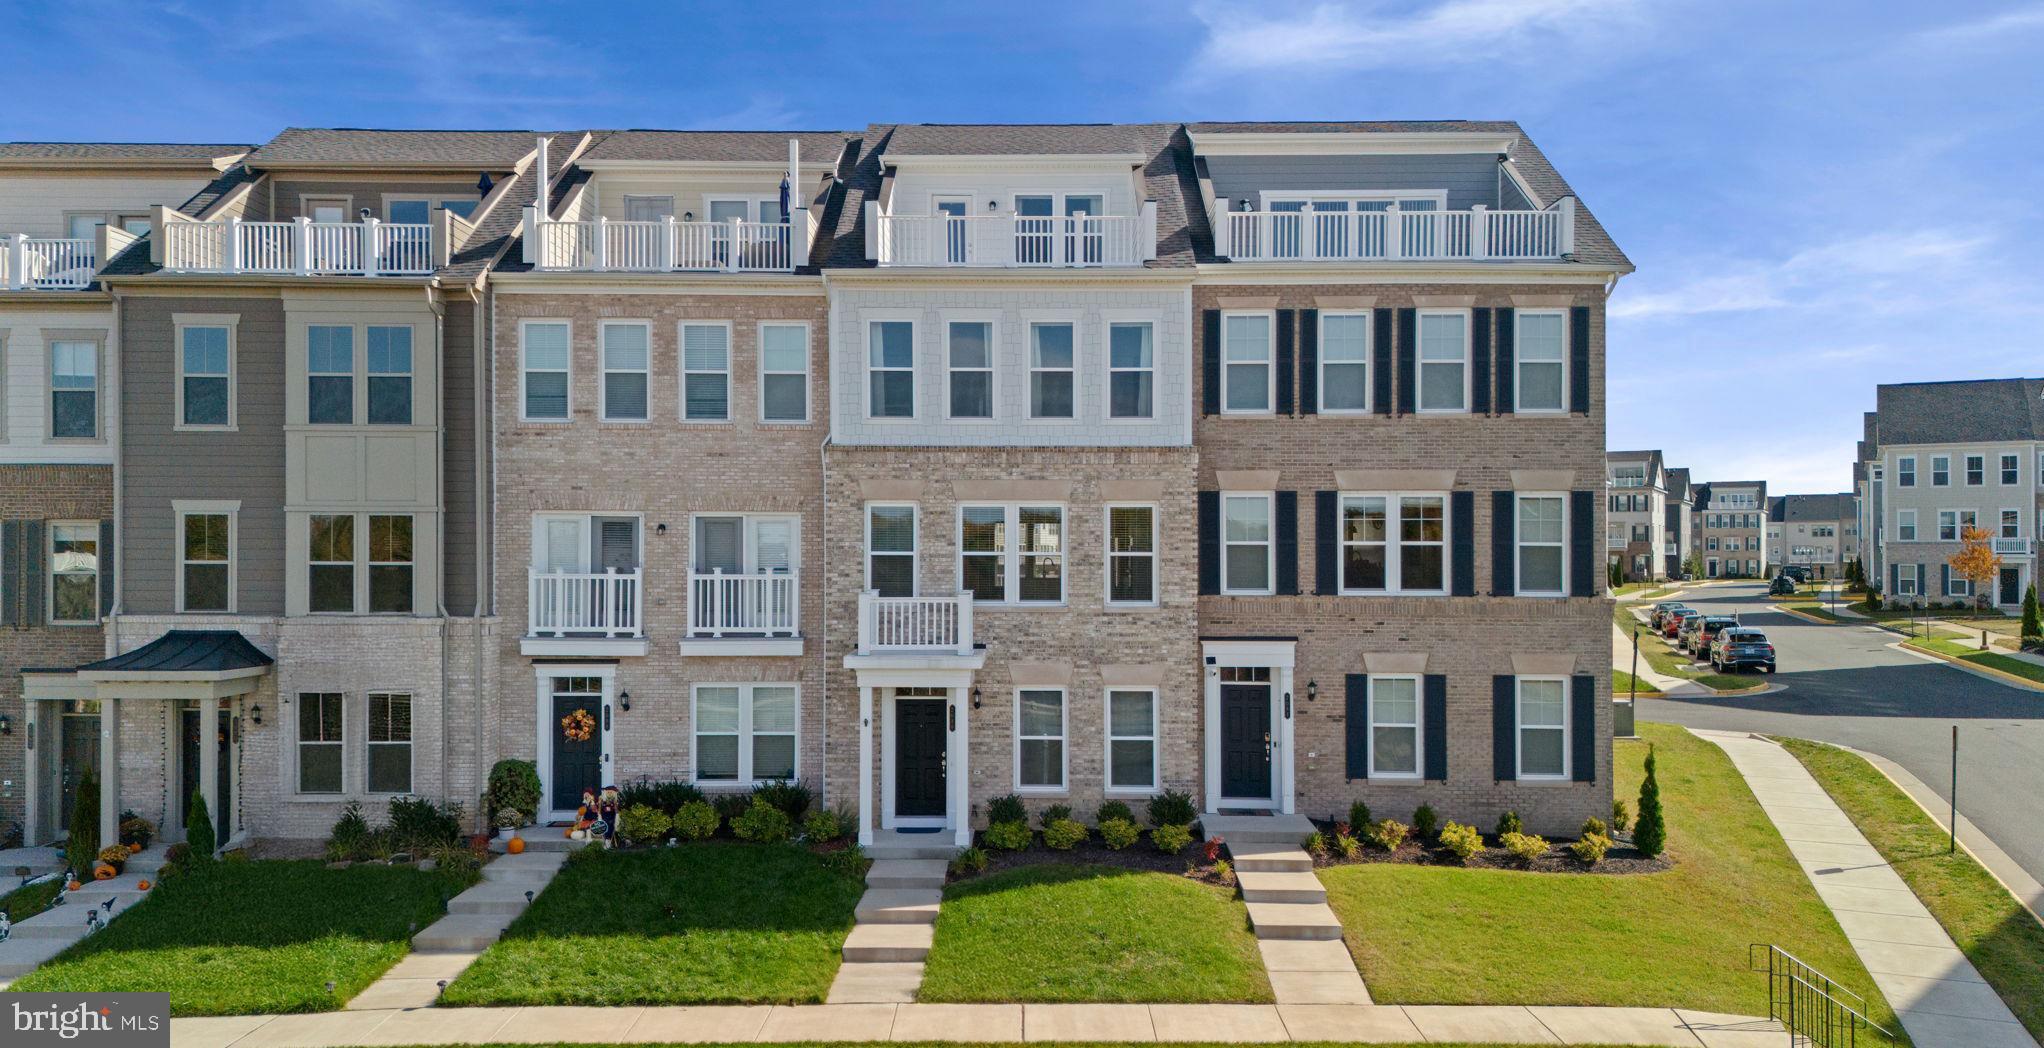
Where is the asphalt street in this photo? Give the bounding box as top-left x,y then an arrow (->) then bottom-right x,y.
1632,581 -> 2044,885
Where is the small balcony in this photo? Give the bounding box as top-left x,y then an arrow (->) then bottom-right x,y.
1216,200 -> 1573,263
162,217 -> 435,275
523,568 -> 647,657
2,235 -> 95,290
852,591 -> 977,658
867,204 -> 1157,268
682,570 -> 803,657
1992,537 -> 2031,555
528,216 -> 804,273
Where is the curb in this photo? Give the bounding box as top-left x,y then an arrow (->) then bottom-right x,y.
1770,604 -> 1843,625
1897,641 -> 2044,693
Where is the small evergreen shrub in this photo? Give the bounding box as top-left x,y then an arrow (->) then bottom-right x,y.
486,760 -> 542,823
731,802 -> 792,843
67,772 -> 101,874
1043,818 -> 1088,850
1147,790 -> 1196,828
987,794 -> 1027,825
822,843 -> 868,878
1151,822 -> 1194,854
672,800 -> 720,840
1611,799 -> 1633,834
1581,816 -> 1609,839
428,845 -> 484,890
1495,810 -> 1524,837
751,780 -> 814,820
1332,831 -> 1362,859
1501,831 -> 1549,864
621,779 -> 704,815
1348,801 -> 1372,829
802,808 -> 844,843
712,792 -> 752,825
1634,745 -> 1667,858
1570,833 -> 1612,865
1304,830 -> 1328,856
1437,822 -> 1483,863
2023,583 -> 2040,644
326,801 -> 372,861
983,820 -> 1033,851
949,845 -> 989,877
1096,800 -> 1135,825
388,796 -> 462,853
1411,804 -> 1439,842
1099,817 -> 1141,851
618,804 -> 671,846
1041,803 -> 1073,827
183,788 -> 214,861
1366,818 -> 1409,851
1212,858 -> 1235,886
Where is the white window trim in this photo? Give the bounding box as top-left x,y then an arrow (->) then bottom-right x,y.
705,195 -> 780,224
679,320 -> 734,423
1013,687 -> 1068,793
519,318 -> 573,423
47,336 -> 103,442
380,193 -> 471,222
1103,686 -> 1160,795
174,499 -> 239,614
864,317 -> 918,422
366,513 -> 416,615
864,502 -> 919,596
296,690 -> 347,796
1367,674 -> 1423,780
2000,453 -> 2021,486
1513,308 -> 1568,414
173,314 -> 239,432
364,691 -> 415,796
1105,319 -> 1158,421
47,520 -> 100,626
1964,454 -> 1985,486
1515,491 -> 1569,598
621,194 -> 676,221
757,321 -> 812,424
957,502 -> 1066,606
1896,455 -> 1916,487
1316,310 -> 1372,415
1896,568 -> 1918,596
688,512 -> 801,575
2000,507 -> 2023,539
689,682 -> 802,786
1219,310 -> 1276,416
307,513 -> 358,615
598,319 -> 652,423
365,327 -> 417,424
1514,675 -> 1571,782
1414,308 -> 1472,414
942,316 -> 998,422
1337,491 -> 1451,597
1103,503 -> 1159,608
1221,491 -> 1277,596
1027,319 -> 1079,420
1931,455 -> 1951,486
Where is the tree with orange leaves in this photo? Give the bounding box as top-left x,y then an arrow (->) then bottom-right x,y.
1948,527 -> 2001,613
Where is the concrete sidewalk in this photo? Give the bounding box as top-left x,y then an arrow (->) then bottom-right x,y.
170,1003 -> 1787,1047
1610,622 -> 1709,697
1695,730 -> 2037,1048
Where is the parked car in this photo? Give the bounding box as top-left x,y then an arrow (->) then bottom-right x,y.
1683,615 -> 1740,656
1711,627 -> 1777,673
1781,565 -> 1813,583
1664,608 -> 1701,639
1768,575 -> 1798,596
1649,601 -> 1691,628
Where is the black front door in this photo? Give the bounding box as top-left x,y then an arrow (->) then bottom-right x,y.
1220,684 -> 1272,800
58,713 -> 99,833
895,698 -> 947,818
178,708 -> 233,846
551,694 -> 604,814
2000,567 -> 2021,606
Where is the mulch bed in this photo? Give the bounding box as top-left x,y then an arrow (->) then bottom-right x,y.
952,834 -> 1221,883
1302,818 -> 1672,876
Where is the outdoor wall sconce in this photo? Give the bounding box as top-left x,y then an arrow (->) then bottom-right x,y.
1305,680 -> 1317,703
619,691 -> 632,712
248,704 -> 262,726
655,523 -> 667,535
682,211 -> 694,222
0,714 -> 12,735
970,687 -> 982,710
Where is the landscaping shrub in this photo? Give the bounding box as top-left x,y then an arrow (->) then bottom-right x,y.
2024,583 -> 2040,645
1332,831 -> 1361,859
1570,833 -> 1612,865
1147,790 -> 1196,828
183,788 -> 214,862
1437,821 -> 1483,863
66,772 -> 100,874
751,780 -> 814,821
1099,817 -> 1140,850
1865,590 -> 1884,612
731,802 -> 792,843
1348,801 -> 1372,829
1411,803 -> 1439,843
672,800 -> 720,841
987,794 -> 1027,825
1151,822 -> 1193,854
1611,798 -> 1633,834
822,843 -> 869,879
1367,818 -> 1409,851
1203,836 -> 1224,862
1096,800 -> 1134,825
162,842 -> 191,874
712,792 -> 752,825
1043,818 -> 1088,850
801,808 -> 843,843
618,804 -> 672,846
949,845 -> 990,877
621,779 -> 704,815
118,812 -> 156,849
326,801 -> 372,861
1041,803 -> 1073,827
1303,830 -> 1328,856
486,760 -> 542,823
1496,810 -> 1523,837
983,820 -> 1032,851
1213,858 -> 1235,886
1501,831 -> 1549,864
428,844 -> 483,890
1634,744 -> 1667,858
387,796 -> 462,854
1582,816 -> 1609,839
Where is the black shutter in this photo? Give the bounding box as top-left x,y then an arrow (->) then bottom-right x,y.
1918,564 -> 1926,595
1424,674 -> 1448,781
1201,310 -> 1221,415
20,521 -> 45,629
1345,674 -> 1369,780
1451,490 -> 1475,596
1491,491 -> 1516,596
1571,675 -> 1597,782
1942,563 -> 1951,597
1275,309 -> 1296,416
1314,490 -> 1338,595
0,520 -> 20,627
99,518 -> 115,617
1494,308 -> 1515,414
1493,676 -> 1517,781
1298,309 -> 1319,415
1275,490 -> 1299,595
1197,491 -> 1219,595
1371,307 -> 1394,415
1570,490 -> 1595,597
1471,307 -> 1492,414
1569,306 -> 1591,414
1395,308 -> 1417,415
1889,563 -> 1898,596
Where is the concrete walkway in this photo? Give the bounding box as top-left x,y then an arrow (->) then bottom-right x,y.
1208,813 -> 1371,1006
1609,622 -> 1708,697
827,830 -> 952,1004
169,1003 -> 1787,1047
0,844 -> 167,980
1695,729 -> 2037,1048
346,846 -> 569,1010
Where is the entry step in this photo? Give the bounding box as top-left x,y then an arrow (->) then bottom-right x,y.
1203,813 -> 1316,845
1225,842 -> 1314,873
842,922 -> 934,962
1236,870 -> 1327,904
412,912 -> 516,952
1245,901 -> 1345,941
855,888 -> 941,924
866,858 -> 947,890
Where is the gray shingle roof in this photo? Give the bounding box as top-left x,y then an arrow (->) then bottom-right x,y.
0,142 -> 248,164
247,128 -> 538,169
443,132 -> 585,282
1872,378 -> 2044,446
580,130 -> 855,164
1779,493 -> 1853,523
1664,467 -> 1692,502
885,124 -> 1146,156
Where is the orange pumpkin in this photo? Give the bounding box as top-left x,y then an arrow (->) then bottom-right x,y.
137,879 -> 152,891
92,863 -> 116,880
506,835 -> 526,855
128,843 -> 142,856
67,879 -> 82,891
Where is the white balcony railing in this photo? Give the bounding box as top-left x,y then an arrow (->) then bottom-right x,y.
855,591 -> 975,655
529,569 -> 643,639
1217,199 -> 1574,263
2,235 -> 95,290
1992,537 -> 2032,555
162,217 -> 433,275
868,203 -> 1158,268
531,216 -> 798,272
688,570 -> 800,638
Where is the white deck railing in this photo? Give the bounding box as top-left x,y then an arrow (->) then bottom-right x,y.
531,216 -> 797,272
529,569 -> 643,638
1217,199 -> 1573,262
688,570 -> 800,638
1991,538 -> 2031,555
869,203 -> 1157,268
856,591 -> 974,655
162,217 -> 433,275
2,235 -> 95,290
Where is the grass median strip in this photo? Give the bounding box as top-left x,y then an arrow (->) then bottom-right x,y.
1612,669 -> 1662,696
1902,637 -> 2044,685
1777,737 -> 2044,1042
1611,604 -> 1769,693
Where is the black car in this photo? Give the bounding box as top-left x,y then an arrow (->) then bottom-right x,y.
1711,627 -> 1777,673
1769,575 -> 1798,596
1781,565 -> 1813,583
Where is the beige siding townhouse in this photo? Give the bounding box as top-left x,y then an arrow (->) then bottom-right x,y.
1692,480 -> 1767,579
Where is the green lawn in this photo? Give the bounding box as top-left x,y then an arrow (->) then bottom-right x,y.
1321,724 -> 1902,1041
441,842 -> 863,1007
11,860 -> 458,1015
1610,604 -> 1768,693
1612,669 -> 1661,696
0,876 -> 64,924
1777,738 -> 2044,1042
1904,638 -> 2044,684
919,864 -> 1271,1003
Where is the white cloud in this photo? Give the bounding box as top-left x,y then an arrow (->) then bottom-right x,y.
1610,227 -> 1997,320
1911,4 -> 2044,48
1188,0 -> 1641,72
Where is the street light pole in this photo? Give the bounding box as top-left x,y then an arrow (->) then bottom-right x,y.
1630,628 -> 1640,702
1950,725 -> 1959,854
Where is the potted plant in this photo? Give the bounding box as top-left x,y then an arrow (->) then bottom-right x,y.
497,807 -> 527,853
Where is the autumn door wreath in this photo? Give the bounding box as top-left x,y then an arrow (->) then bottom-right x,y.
560,707 -> 597,743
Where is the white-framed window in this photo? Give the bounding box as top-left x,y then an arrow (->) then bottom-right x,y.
681,322 -> 731,421
1965,454 -> 1985,486
959,504 -> 1064,605
867,320 -> 915,419
50,340 -> 99,439
1029,321 -> 1075,419
945,320 -> 994,420
520,320 -> 571,421
1221,312 -> 1273,414
177,321 -> 235,429
1514,309 -> 1566,412
1318,311 -> 1369,413
1015,688 -> 1066,792
692,683 -> 799,784
1105,504 -> 1157,606
1950,575 -> 1972,598
366,326 -> 413,425
1222,492 -> 1274,594
600,321 -> 650,421
1931,455 -> 1950,486
366,692 -> 413,794
2001,453 -> 2020,486
1896,567 -> 1918,596
759,322 -> 810,423
368,514 -> 414,614
1516,494 -> 1567,596
177,504 -> 235,613
298,692 -> 345,794
1339,492 -> 1448,595
623,194 -> 674,221
309,514 -> 356,613
306,325 -> 354,425
1416,309 -> 1470,412
2001,508 -> 2022,539
1896,456 -> 1915,487
1367,675 -> 1421,779
1108,322 -> 1154,419
1515,676 -> 1569,781
48,522 -> 99,624
865,503 -> 917,597
1105,687 -> 1158,792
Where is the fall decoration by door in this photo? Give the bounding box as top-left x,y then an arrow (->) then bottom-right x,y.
560,707 -> 596,742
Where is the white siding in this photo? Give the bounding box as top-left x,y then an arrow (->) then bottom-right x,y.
886,163 -> 1145,218
0,308 -> 117,463
0,173 -> 217,237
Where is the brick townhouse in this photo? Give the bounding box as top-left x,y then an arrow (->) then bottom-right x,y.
1605,450 -> 1671,583
1691,480 -> 1767,579
1,117 -> 1628,850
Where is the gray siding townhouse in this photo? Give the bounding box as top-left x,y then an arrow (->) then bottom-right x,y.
1692,480 -> 1767,579
1663,466 -> 1694,577
1771,493 -> 1855,580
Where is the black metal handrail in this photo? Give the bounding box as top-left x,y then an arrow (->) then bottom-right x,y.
1751,944 -> 1896,1046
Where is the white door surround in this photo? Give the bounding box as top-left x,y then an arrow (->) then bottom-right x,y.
1200,639 -> 1297,816
534,663 -> 616,823
851,668 -> 978,849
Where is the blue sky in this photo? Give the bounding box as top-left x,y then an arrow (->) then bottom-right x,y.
10,0 -> 2042,492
